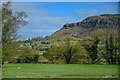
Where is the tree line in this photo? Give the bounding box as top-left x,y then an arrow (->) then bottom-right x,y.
44,29 -> 119,64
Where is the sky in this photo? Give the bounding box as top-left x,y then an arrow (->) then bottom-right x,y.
12,2 -> 118,39
2,0 -> 119,2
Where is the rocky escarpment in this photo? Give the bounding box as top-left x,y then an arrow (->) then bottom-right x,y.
50,14 -> 119,38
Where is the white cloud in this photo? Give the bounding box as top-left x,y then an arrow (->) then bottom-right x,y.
12,2 -> 80,38
22,29 -> 58,33
74,3 -> 118,18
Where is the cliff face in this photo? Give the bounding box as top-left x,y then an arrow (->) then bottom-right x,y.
50,14 -> 119,38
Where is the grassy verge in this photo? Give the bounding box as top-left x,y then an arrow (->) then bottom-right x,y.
2,64 -> 119,78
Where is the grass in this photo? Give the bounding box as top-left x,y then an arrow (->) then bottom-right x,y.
2,64 -> 119,78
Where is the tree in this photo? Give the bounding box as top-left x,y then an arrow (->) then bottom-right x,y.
44,45 -> 63,64
32,55 -> 39,63
15,47 -> 39,63
44,38 -> 79,64
84,37 -> 100,64
103,34 -> 119,64
1,2 -> 28,64
89,28 -> 119,64
62,38 -> 79,64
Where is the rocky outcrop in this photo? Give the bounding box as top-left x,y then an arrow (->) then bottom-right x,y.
50,14 -> 119,38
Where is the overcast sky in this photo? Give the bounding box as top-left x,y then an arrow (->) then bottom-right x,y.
12,2 -> 118,39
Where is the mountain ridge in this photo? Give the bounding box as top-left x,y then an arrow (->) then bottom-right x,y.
50,14 -> 119,38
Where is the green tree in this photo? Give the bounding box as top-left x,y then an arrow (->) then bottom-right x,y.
44,45 -> 63,64
84,37 -> 100,64
32,55 -> 39,63
45,38 -> 79,64
103,34 -> 118,64
62,38 -> 78,64
90,28 -> 118,64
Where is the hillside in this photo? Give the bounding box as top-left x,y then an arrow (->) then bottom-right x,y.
22,14 -> 119,56
50,14 -> 119,38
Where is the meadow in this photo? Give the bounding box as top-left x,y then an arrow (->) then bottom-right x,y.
2,64 -> 119,78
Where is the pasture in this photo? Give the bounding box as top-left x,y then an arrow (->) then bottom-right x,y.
2,64 -> 119,78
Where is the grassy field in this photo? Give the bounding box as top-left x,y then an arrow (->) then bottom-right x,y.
2,64 -> 119,78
